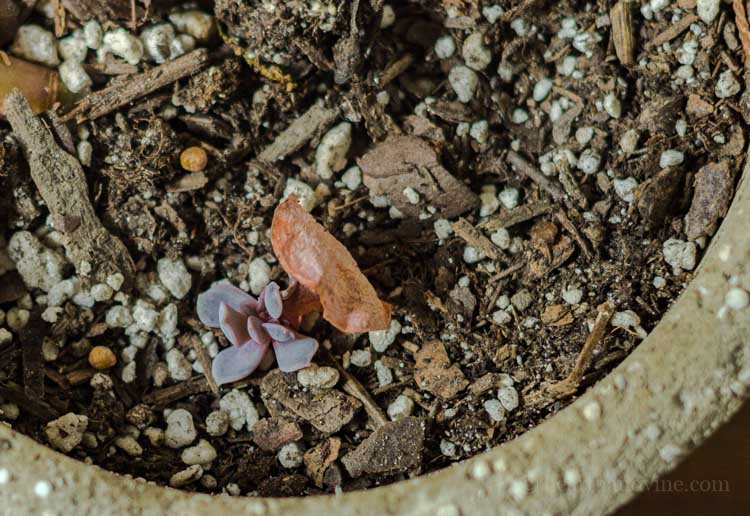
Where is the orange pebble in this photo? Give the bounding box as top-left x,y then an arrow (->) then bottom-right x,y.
88,346 -> 117,370
180,146 -> 208,172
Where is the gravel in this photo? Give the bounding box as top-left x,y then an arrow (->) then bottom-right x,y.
247,257 -> 271,295
181,439 -> 217,465
662,238 -> 697,272
369,319 -> 402,352
157,257 -> 192,299
8,231 -> 66,292
277,442 -> 305,468
219,389 -> 259,431
462,31 -> 492,71
387,394 -> 415,420
434,35 -> 456,59
449,65 -> 479,103
483,399 -> 506,422
165,409 -> 197,448
10,24 -> 59,66
316,122 -> 352,180
44,413 -> 88,452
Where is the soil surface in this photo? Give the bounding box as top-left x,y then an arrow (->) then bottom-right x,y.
0,0 -> 746,498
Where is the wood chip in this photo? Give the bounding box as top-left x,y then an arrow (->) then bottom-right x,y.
304,437 -> 341,488
734,0 -> 750,65
188,334 -> 218,396
358,135 -> 479,219
21,310 -> 46,399
610,1 -> 635,66
5,91 -> 136,289
341,417 -> 425,478
541,304 -> 574,326
414,340 -> 469,400
258,103 -> 339,163
452,218 -> 502,261
636,167 -> 683,228
166,172 -> 209,193
480,201 -> 553,232
252,417 -> 303,451
646,13 -> 698,49
685,161 -> 734,241
506,150 -> 568,204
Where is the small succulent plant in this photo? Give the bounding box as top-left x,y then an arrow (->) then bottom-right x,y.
197,280 -> 318,385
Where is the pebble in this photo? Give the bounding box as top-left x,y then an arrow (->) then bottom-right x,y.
10,24 -> 59,66
449,65 -> 479,103
58,30 -> 88,62
181,439 -> 217,465
350,348 -> 373,367
497,385 -> 519,411
511,108 -> 529,124
140,23 -> 175,64
83,20 -> 103,49
479,190 -> 500,217
462,31 -> 492,70
374,359 -> 393,387
619,129 -> 640,155
168,10 -> 216,43
59,60 -> 92,94
434,219 -> 453,240
278,442 -> 305,468
492,309 -> 511,325
77,140 -> 93,167
169,465 -> 203,488
282,178 -> 317,212
715,70 -> 741,99
89,346 -> 117,370
577,149 -> 601,175
470,120 -> 490,144
219,389 -> 259,431
498,187 -> 520,210
611,310 -> 640,330
533,78 -> 553,102
725,288 -> 749,310
316,122 -> 352,180
511,289 -> 533,311
102,27 -> 144,65
157,257 -> 192,299
341,166 -> 362,190
659,149 -> 684,168
45,413 -> 88,452
562,287 -> 583,305
491,228 -> 511,250
613,177 -> 639,203
387,394 -> 415,420
663,238 -> 697,272
603,92 -> 622,118
206,410 -> 229,437
463,246 -> 485,264
575,126 -> 594,145
697,0 -> 721,25
483,399 -> 506,422
165,409 -> 197,448
8,231 -> 66,292
297,365 -> 339,389
369,319 -> 402,352
653,276 -> 667,289
166,348 -> 192,381
114,435 -> 143,456
434,35 -> 456,59
106,305 -> 134,328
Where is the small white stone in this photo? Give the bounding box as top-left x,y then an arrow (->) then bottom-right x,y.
462,31 -> 492,71
219,389 -> 259,431
611,310 -> 640,329
575,126 -> 594,145
182,439 -> 217,465
619,129 -> 640,155
533,78 -> 553,102
581,400 -> 601,421
577,149 -> 602,175
463,246 -> 485,264
387,394 -> 415,420
10,24 -> 59,66
497,385 -> 519,411
114,435 -> 143,456
435,35 -> 456,59
511,108 -> 529,124
247,257 -> 271,295
45,413 -> 88,452
169,465 -> 203,488
130,300 -> 159,333
562,287 -> 583,305
498,187 -> 520,210
140,23 -> 176,64
613,177 -> 639,203
434,219 -> 453,240
170,34 -> 195,60
282,178 -> 318,212
510,18 -> 529,36
490,228 -> 511,250
725,288 -> 749,310
482,5 -> 504,23
8,231 -> 66,292
278,442 -> 305,468
41,306 -> 62,324
374,359 -> 393,387
58,30 -> 88,62
83,20 -> 103,49
440,439 -> 457,457
403,187 -> 420,204
663,238 -> 697,271
341,166 -> 362,190
166,348 -> 192,381
206,410 -> 229,436
107,273 -> 125,291
157,257 -> 192,299
470,120 -> 490,144
653,276 -> 667,289
165,409 -> 197,448
34,480 -> 52,498
168,10 -> 216,43
449,65 -> 479,103
103,27 -> 144,65
659,149 -> 684,168
77,140 -> 93,167
106,305 -> 133,328
697,0 -> 721,24
492,309 -> 511,325
350,348 -> 372,367
603,93 -> 622,119
479,191 -> 500,217
59,60 -> 92,94
483,399 -> 506,421
297,365 -> 339,389
369,319 -> 402,352
715,70 -> 741,99
316,122 -> 352,180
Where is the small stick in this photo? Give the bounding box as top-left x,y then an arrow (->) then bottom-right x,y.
378,53 -> 414,88
452,218 -> 502,261
646,13 -> 698,49
506,150 -> 568,204
322,347 -> 388,428
489,261 -> 525,283
555,210 -> 593,259
189,335 -> 219,396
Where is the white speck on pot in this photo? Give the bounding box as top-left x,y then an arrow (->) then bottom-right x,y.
581,400 -> 601,421
725,287 -> 749,310
577,149 -> 602,175
182,439 -> 217,465
165,408 -> 197,448
563,468 -> 580,487
603,92 -> 621,118
659,443 -> 683,463
483,399 -> 506,422
435,504 -> 460,516
497,385 -> 519,411
219,389 -> 258,431
316,122 -> 352,180
34,480 -> 52,498
374,359 -> 393,386
102,27 -> 144,65
278,442 -> 304,468
462,31 -> 492,70
282,178 -> 317,212
369,319 -> 402,352
715,70 -> 741,99
663,238 -> 697,272
434,35 -> 456,59
0,468 -> 8,484
449,65 -> 479,103
471,460 -> 491,480
659,149 -> 684,168
613,177 -> 639,203
157,257 -> 192,299
533,78 -> 553,102
10,25 -> 59,66
298,365 -> 339,389
387,394 -> 415,420
45,413 -> 88,452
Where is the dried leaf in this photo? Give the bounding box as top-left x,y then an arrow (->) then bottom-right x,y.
271,196 -> 391,333
685,161 -> 734,241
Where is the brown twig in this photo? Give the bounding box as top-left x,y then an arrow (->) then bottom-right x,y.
452,218 -> 502,261
734,0 -> 750,65
555,210 -> 593,259
506,150 -> 568,204
646,13 -> 698,49
189,335 -> 219,396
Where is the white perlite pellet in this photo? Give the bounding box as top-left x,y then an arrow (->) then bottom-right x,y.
10,24 -> 59,66
562,287 -> 583,305
297,365 -> 339,389
369,319 -> 402,352
58,30 -> 88,62
278,442 -> 305,468
613,177 -> 639,203
219,389 -> 259,431
102,27 -> 144,65
433,219 -> 453,240
611,310 -> 640,330
449,65 -> 479,103
483,399 -> 506,422
316,122 -> 352,180
498,187 -> 520,209
350,348 -> 373,367
166,348 -> 192,381
165,409 -> 197,448
140,23 -> 176,64
479,190 -> 500,217
8,231 -> 66,292
697,0 -> 721,25
248,257 -> 271,295
374,359 -> 393,386
59,60 -> 92,94
182,439 -> 217,465
157,257 -> 192,299
206,410 -> 229,436
491,228 -> 511,250
282,178 -> 317,212
715,70 -> 741,99
659,149 -> 684,168
341,166 -> 362,190
387,394 -> 415,420
577,149 -> 601,175
497,385 -> 519,411
663,238 -> 697,272
168,10 -> 216,43
45,413 -> 88,452
603,92 -> 621,118
462,31 -> 492,70
434,35 -> 456,59
533,78 -> 553,102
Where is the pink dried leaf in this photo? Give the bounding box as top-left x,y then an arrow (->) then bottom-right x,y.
212,340 -> 269,385
271,196 -> 391,333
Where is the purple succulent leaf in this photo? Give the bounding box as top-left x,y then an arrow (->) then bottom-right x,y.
273,336 -> 319,372
247,316 -> 271,346
262,322 -> 295,343
219,302 -> 251,347
259,346 -> 276,370
197,282 -> 257,328
256,286 -> 266,314
211,340 -> 268,385
264,281 -> 283,319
